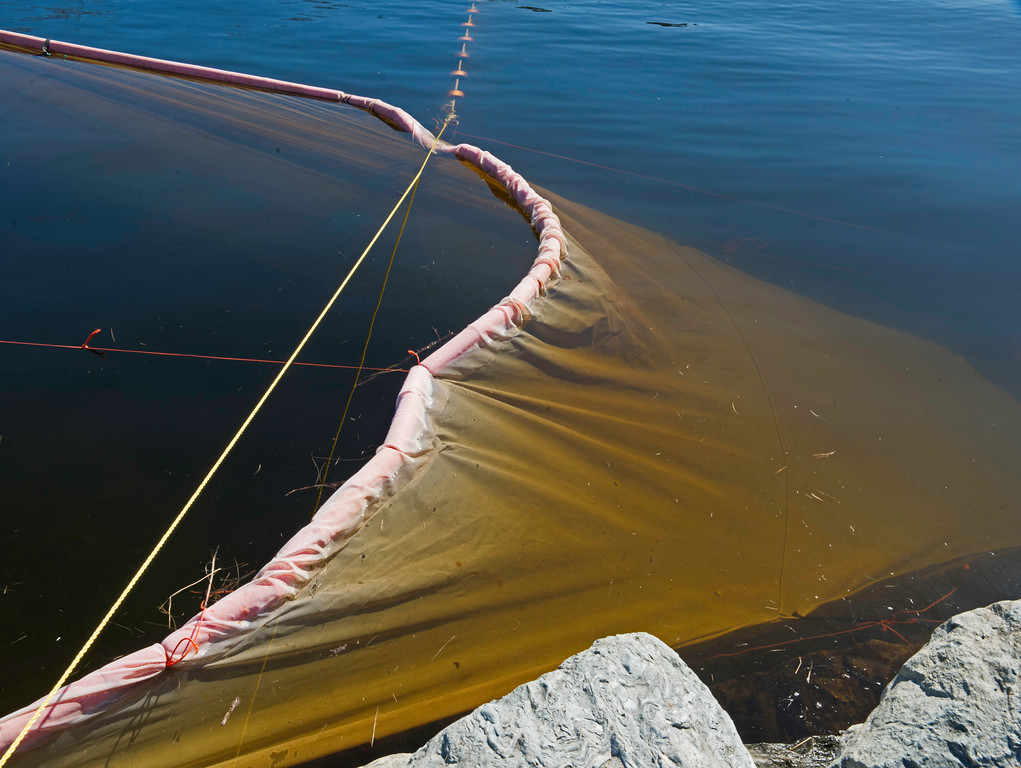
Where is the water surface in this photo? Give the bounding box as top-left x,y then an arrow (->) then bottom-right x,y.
2,0 -> 1020,752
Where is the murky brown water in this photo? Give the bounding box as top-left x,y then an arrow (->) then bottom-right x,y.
4,46 -> 1021,768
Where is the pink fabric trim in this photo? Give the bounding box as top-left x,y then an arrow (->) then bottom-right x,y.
0,31 -> 346,102
0,29 -> 567,752
381,365 -> 435,456
0,646 -> 167,751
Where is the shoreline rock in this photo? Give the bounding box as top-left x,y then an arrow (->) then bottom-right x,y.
834,599 -> 1021,768
365,632 -> 753,768
357,600 -> 1021,768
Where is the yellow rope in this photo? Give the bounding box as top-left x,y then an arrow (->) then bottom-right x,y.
313,176 -> 421,513
0,118 -> 450,768
230,622 -> 280,766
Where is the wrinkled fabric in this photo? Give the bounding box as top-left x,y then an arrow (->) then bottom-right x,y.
11,194 -> 1021,768
4,38 -> 1021,768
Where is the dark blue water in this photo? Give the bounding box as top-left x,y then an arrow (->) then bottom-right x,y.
4,0 -> 1019,390
2,0 -> 1021,740
0,40 -> 538,715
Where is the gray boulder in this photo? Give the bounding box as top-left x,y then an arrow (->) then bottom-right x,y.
366,632 -> 755,768
833,599 -> 1021,768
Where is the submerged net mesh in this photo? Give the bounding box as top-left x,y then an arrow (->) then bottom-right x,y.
4,33 -> 1021,768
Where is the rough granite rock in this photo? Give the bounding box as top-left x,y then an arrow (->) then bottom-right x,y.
833,599 -> 1021,768
364,632 -> 755,768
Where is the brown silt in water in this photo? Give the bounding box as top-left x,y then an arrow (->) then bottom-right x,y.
4,47 -> 1021,768
25,192 -> 1021,767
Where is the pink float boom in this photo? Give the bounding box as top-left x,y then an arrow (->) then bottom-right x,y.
0,29 -> 567,753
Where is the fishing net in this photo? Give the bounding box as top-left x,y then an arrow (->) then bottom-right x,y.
4,33 -> 1021,768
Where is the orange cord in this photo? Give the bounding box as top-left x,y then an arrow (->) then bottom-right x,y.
1,335 -> 409,374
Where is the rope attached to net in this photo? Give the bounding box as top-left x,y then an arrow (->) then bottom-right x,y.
313,176 -> 422,513
0,336 -> 411,374
0,117 -> 451,768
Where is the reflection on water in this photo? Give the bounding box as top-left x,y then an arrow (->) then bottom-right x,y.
19,1 -> 110,22
294,0 -> 362,21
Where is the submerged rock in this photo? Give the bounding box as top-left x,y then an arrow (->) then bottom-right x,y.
364,599 -> 1021,768
366,632 -> 754,768
833,599 -> 1021,767
747,736 -> 842,768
